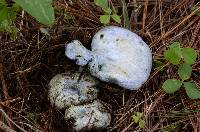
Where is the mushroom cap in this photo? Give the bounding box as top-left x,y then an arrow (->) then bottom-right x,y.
48,72 -> 99,109
65,100 -> 111,131
89,26 -> 152,90
65,26 -> 152,90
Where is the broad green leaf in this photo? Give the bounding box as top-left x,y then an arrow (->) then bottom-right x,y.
100,15 -> 110,24
7,4 -> 20,23
0,0 -> 6,5
164,42 -> 182,65
0,6 -> 8,23
111,14 -> 121,23
94,0 -> 108,9
183,82 -> 200,99
178,63 -> 192,80
182,48 -> 197,64
11,3 -> 20,13
139,120 -> 145,128
162,79 -> 182,93
14,0 -> 55,26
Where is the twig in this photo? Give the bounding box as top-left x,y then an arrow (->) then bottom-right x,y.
0,109 -> 27,132
142,0 -> 148,31
190,18 -> 200,47
150,6 -> 200,47
0,97 -> 21,107
0,121 -> 16,132
18,122 -> 42,132
0,57 -> 9,99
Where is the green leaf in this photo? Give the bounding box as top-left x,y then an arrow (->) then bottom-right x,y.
136,112 -> 143,119
0,0 -> 6,5
7,4 -> 20,23
178,63 -> 192,80
139,120 -> 145,128
0,0 -> 6,6
164,42 -> 182,65
182,48 -> 197,65
94,0 -> 108,9
11,3 -> 20,12
100,15 -> 110,24
14,0 -> 55,26
183,82 -> 200,99
132,115 -> 139,123
111,14 -> 121,23
0,6 -> 8,23
103,7 -> 112,15
162,79 -> 182,93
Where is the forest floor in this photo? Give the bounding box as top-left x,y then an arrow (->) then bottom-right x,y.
0,0 -> 200,131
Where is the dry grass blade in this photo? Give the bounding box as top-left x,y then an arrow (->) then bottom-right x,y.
0,109 -> 27,132
0,121 -> 16,132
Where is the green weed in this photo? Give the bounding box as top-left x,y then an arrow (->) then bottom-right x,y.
94,0 -> 121,24
132,112 -> 145,129
162,42 -> 200,99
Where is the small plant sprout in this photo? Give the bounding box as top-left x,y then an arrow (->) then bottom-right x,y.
94,0 -> 121,24
132,112 -> 145,129
162,42 -> 200,99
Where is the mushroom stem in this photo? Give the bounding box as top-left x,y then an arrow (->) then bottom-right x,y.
65,40 -> 92,66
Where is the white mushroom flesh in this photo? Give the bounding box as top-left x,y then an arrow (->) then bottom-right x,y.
65,100 -> 111,131
48,72 -> 99,109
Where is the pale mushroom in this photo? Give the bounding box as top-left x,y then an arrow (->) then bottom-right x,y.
65,26 -> 152,90
65,100 -> 111,131
48,71 -> 99,109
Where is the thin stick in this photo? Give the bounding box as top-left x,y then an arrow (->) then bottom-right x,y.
0,121 -> 16,132
150,6 -> 200,47
142,0 -> 148,31
0,57 -> 9,99
0,109 -> 27,132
